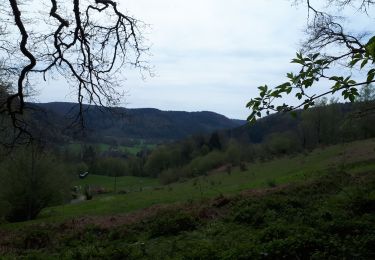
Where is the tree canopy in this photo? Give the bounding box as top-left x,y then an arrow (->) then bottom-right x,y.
247,0 -> 375,122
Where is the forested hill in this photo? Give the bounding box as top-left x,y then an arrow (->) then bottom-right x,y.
225,101 -> 375,147
32,102 -> 246,142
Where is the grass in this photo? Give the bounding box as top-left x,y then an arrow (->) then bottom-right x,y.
72,175 -> 158,192
2,139 -> 375,229
2,159 -> 375,259
1,139 -> 375,258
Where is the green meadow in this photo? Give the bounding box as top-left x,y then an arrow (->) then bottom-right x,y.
1,139 -> 375,259
25,138 -> 375,224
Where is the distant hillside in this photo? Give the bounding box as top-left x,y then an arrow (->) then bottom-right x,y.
225,102 -> 367,144
31,102 -> 245,142
226,112 -> 301,143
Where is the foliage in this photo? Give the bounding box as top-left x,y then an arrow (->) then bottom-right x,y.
265,131 -> 302,155
2,166 -> 375,258
159,168 -> 181,185
0,147 -> 71,222
186,150 -> 227,176
247,1 -> 375,122
144,146 -> 182,177
146,209 -> 199,237
90,157 -> 128,177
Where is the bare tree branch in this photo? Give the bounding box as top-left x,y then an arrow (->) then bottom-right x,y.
0,0 -> 149,146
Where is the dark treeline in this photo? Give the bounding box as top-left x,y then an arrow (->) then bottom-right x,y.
64,97 -> 375,184
32,102 -> 245,143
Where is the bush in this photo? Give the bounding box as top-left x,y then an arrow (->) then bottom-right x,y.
266,179 -> 277,188
159,168 -> 180,185
265,131 -> 302,156
22,229 -> 52,250
0,148 -> 71,222
144,146 -> 183,177
148,210 -> 199,237
186,151 -> 226,176
225,140 -> 243,165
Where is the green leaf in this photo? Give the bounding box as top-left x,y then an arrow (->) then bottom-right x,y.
353,53 -> 362,59
365,36 -> 375,58
330,76 -> 342,81
368,73 -> 375,83
291,58 -> 304,65
277,82 -> 291,89
349,58 -> 360,67
360,59 -> 368,69
367,69 -> 375,83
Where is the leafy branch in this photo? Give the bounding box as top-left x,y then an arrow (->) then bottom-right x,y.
247,35 -> 375,123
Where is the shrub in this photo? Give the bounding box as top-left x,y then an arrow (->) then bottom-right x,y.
225,143 -> 240,163
266,179 -> 277,188
159,168 -> 180,185
22,229 -> 52,250
186,151 -> 226,176
148,210 -> 199,237
265,132 -> 302,156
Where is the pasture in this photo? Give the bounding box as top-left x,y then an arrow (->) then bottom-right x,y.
25,138 -> 375,224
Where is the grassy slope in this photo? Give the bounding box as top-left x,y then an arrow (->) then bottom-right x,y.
72,175 -> 158,192
9,138 -> 374,227
1,139 -> 375,258
1,155 -> 375,258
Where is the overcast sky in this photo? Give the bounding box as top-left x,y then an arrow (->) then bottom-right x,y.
34,1 -> 341,119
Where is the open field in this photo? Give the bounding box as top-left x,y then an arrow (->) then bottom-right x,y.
2,138 -> 373,229
72,175 -> 158,193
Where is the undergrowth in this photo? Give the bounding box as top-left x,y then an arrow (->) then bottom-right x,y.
1,170 -> 374,259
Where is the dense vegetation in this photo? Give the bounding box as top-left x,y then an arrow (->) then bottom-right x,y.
1,164 -> 374,259
120,97 -> 375,184
0,147 -> 72,222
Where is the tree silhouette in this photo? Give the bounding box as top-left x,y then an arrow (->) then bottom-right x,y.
0,0 -> 149,145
